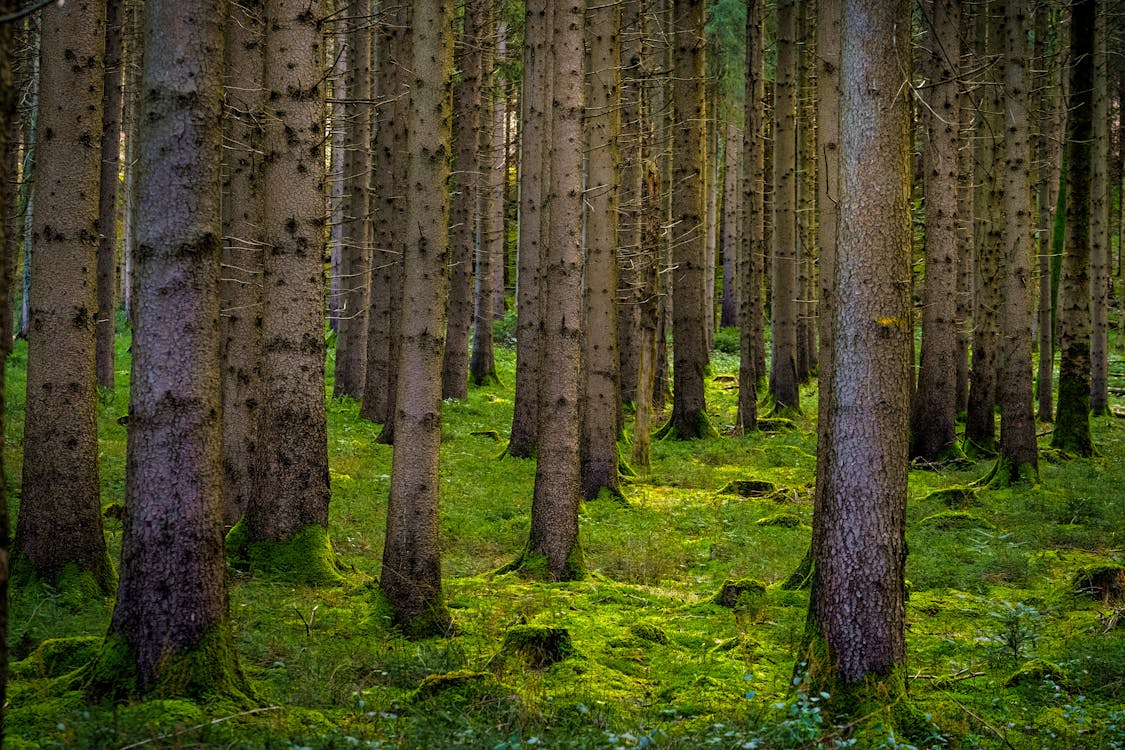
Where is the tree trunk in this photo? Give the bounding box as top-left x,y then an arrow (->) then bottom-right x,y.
120,0 -> 142,322
719,123 -> 739,330
769,0 -> 801,414
381,0 -> 455,637
796,0 -> 818,383
95,0 -> 125,390
581,0 -> 622,499
99,0 -> 248,700
1052,0 -> 1095,456
470,6 -> 500,387
661,0 -> 714,440
954,17 -> 974,416
616,0 -> 643,410
13,0 -> 113,594
911,0 -> 962,462
1035,4 -> 1061,423
332,0 -> 373,399
220,0 -> 266,528
806,0 -> 912,710
1089,0 -> 1109,415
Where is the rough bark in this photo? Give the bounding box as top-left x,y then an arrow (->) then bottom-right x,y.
332,0 -> 373,399
1089,0 -> 1109,415
661,0 -> 714,440
581,0 -> 622,499
616,0 -> 643,409
806,0 -> 912,707
220,0 -> 265,527
954,17 -> 975,416
13,0 -> 113,593
381,0 -> 455,637
102,0 -> 248,699
911,0 -> 962,462
769,0 -> 801,414
95,0 -> 125,390
1052,0 -> 1095,456
1034,4 -> 1061,423
796,0 -> 818,382
120,0 -> 142,322
719,123 -> 739,330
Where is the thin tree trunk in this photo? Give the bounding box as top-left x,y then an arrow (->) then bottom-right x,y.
470,5 -> 499,387
327,26 -> 346,329
616,0 -> 643,410
120,0 -> 142,322
796,0 -> 817,383
719,123 -> 739,330
1089,0 -> 1109,415
1035,3 -> 1061,422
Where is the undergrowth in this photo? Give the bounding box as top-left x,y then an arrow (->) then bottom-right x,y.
4,326 -> 1125,749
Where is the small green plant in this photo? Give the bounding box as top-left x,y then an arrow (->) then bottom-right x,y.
980,600 -> 1044,666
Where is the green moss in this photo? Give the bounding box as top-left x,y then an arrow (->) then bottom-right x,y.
781,546 -> 814,591
755,417 -> 797,432
627,621 -> 668,644
499,538 -> 586,582
494,625 -> 577,669
921,486 -> 979,509
1072,562 -> 1125,603
918,510 -> 997,532
1004,659 -> 1072,689
654,410 -> 720,441
756,512 -> 803,528
11,636 -> 101,679
227,521 -> 348,586
10,557 -> 117,606
712,578 -> 767,614
412,670 -> 504,704
986,455 -> 1040,487
719,479 -> 776,498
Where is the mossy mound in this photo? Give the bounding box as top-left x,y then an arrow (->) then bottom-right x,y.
1004,659 -> 1073,690
411,670 -> 505,705
713,578 -> 767,611
922,486 -> 979,509
494,625 -> 577,669
719,479 -> 776,498
10,557 -> 117,607
755,417 -> 797,432
918,510 -> 997,532
11,636 -> 101,679
756,512 -> 803,528
1071,562 -> 1125,603
226,521 -> 349,586
627,621 -> 668,644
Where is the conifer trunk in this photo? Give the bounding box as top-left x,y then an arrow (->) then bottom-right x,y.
95,0 -> 124,390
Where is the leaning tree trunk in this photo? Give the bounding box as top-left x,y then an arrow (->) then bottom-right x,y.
96,0 -> 249,700
13,0 -> 113,594
1052,0 -> 1095,456
806,0 -> 913,716
381,0 -> 455,638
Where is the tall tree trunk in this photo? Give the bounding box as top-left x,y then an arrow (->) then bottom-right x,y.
719,123 -> 739,330
796,0 -> 818,382
806,0 -> 912,711
1035,3 -> 1061,422
911,0 -> 962,462
616,0 -> 643,410
738,0 -> 766,433
240,0 -> 342,583
508,0 -> 548,457
661,0 -> 715,440
95,0 -> 125,390
1052,0 -> 1095,456
381,0 -> 455,637
1089,0 -> 1109,415
327,26 -> 346,328
512,0 -> 587,581
13,0 -> 113,594
220,0 -> 266,528
769,0 -> 801,414
581,0 -> 622,499
491,25 -> 509,320
994,0 -> 1037,484
442,0 -> 486,401
470,5 -> 500,387
97,0 -> 249,700
120,0 -> 142,322
703,90 -> 718,354
333,0 -> 373,399
954,17 -> 974,416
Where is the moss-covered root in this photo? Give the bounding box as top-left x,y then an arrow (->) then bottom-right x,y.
10,636 -> 101,679
411,670 -> 504,705
780,546 -> 813,591
984,456 -> 1040,488
495,541 -> 585,582
492,625 -> 577,669
226,521 -> 349,587
82,626 -> 252,704
1072,563 -> 1125,604
9,557 -> 118,606
371,587 -> 455,640
653,409 -> 720,441
920,486 -> 978,509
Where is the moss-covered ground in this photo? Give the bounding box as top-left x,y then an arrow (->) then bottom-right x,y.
4,323 -> 1125,748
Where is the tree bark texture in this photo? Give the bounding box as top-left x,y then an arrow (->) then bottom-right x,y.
1034,4 -> 1061,422
107,0 -> 247,697
911,0 -> 961,462
796,0 -> 818,383
616,0 -> 643,409
220,0 -> 266,527
808,0 -> 912,694
470,3 -> 500,387
381,0 -> 455,638
954,24 -> 975,416
1052,0 -> 1095,456
1089,0 -> 1109,415
14,0 -> 113,592
719,123 -> 739,330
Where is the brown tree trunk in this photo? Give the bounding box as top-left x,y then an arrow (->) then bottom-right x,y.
796,0 -> 817,383
1035,4 -> 1061,423
381,0 -> 455,637
719,123 -> 739,330
332,0 -> 373,399
220,0 -> 265,528
581,0 -> 622,499
1089,0 -> 1109,415
99,0 -> 248,699
954,18 -> 974,416
13,0 -> 113,594
616,0 -> 643,410
470,6 -> 500,387
806,0 -> 912,708
911,0 -> 962,462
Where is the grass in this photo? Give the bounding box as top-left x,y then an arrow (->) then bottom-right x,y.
4,324 -> 1125,749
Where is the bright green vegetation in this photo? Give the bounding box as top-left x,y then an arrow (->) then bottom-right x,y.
4,330 -> 1125,748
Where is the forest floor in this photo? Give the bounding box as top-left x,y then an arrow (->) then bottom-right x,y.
4,322 -> 1125,749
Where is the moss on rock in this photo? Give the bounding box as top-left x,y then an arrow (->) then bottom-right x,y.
921,486 -> 979,509
411,670 -> 504,705
1004,659 -> 1073,690
713,578 -> 767,612
11,636 -> 102,679
494,625 -> 577,669
918,510 -> 997,532
719,479 -> 776,498
627,621 -> 668,644
1072,562 -> 1125,603
756,512 -> 803,528
226,521 -> 349,586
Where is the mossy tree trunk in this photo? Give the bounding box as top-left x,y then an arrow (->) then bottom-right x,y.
911,0 -> 962,463
95,0 -> 124,391
0,0 -> 15,732
245,0 -> 339,581
769,0 -> 801,415
469,3 -> 499,388
332,0 -> 372,400
519,0 -> 586,581
994,0 -> 1037,484
738,0 -> 767,434
663,0 -> 715,440
796,0 -> 817,383
381,0 -> 455,638
13,0 -> 114,595
220,0 -> 265,528
1089,0 -> 1109,416
442,0 -> 486,401
1034,5 -> 1061,423
805,0 -> 912,713
1052,0 -> 1095,456
508,0 -> 549,458
105,0 -> 247,698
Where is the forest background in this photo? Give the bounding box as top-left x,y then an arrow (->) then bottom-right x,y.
0,0 -> 1124,748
